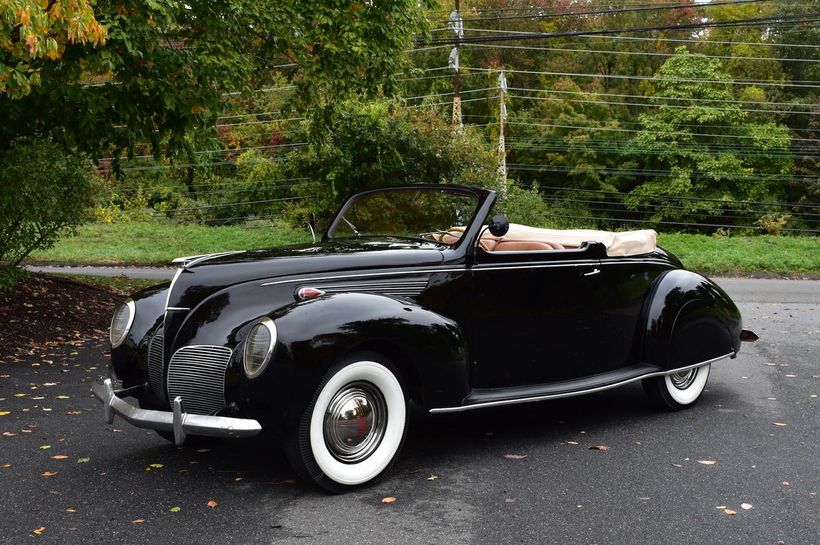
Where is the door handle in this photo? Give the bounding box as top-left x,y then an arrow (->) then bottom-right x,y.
583,268 -> 601,277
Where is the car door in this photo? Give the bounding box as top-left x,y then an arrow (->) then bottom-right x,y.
454,242 -> 611,388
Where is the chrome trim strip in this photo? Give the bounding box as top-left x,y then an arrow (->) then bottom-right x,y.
428,352 -> 734,414
260,259 -> 672,287
164,267 -> 183,312
92,379 -> 261,446
165,307 -> 191,311
171,250 -> 246,269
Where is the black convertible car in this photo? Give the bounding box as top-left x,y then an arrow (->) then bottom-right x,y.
93,184 -> 756,492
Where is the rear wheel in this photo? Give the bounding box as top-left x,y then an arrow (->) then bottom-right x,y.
285,352 -> 408,493
643,364 -> 711,411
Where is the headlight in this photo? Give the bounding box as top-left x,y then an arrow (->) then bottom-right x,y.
244,318 -> 277,379
109,299 -> 135,348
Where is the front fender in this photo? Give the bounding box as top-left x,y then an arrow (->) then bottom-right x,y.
250,293 -> 469,426
641,270 -> 742,369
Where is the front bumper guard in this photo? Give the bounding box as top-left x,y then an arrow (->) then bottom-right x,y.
91,379 -> 262,446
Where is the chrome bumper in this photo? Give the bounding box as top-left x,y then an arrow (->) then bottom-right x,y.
91,379 -> 262,446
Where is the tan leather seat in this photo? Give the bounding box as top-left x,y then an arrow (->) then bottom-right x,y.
494,240 -> 558,252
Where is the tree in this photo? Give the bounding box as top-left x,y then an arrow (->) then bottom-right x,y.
625,47 -> 793,225
0,0 -> 106,98
284,100 -> 504,224
0,1 -> 433,158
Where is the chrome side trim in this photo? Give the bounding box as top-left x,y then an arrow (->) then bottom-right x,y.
166,307 -> 191,311
91,379 -> 261,446
428,352 -> 734,414
260,259 -> 672,287
171,250 -> 245,269
164,267 -> 183,312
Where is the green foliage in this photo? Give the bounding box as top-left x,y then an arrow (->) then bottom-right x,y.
284,100 -> 504,224
0,0 -> 432,157
625,48 -> 793,225
0,137 -> 98,287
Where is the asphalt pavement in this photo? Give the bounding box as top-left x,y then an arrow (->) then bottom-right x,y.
1,279 -> 818,544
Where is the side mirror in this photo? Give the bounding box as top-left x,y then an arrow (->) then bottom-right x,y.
488,215 -> 509,237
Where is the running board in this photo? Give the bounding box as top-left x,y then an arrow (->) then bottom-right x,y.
428,353 -> 733,414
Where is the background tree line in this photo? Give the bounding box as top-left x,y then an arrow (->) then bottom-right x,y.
1,0 -> 818,286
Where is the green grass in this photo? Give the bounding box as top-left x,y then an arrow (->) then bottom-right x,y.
658,234 -> 819,276
26,222 -> 819,276
28,221 -> 311,265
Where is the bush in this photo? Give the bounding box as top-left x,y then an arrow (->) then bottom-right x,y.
0,137 -> 98,288
285,100 -> 504,226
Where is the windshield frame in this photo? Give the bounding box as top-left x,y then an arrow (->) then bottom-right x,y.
324,185 -> 489,249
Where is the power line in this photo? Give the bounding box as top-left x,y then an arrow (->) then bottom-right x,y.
504,120 -> 818,142
464,42 -> 820,63
436,0 -> 771,24
508,92 -> 818,115
422,12 -> 820,46
463,65 -> 820,88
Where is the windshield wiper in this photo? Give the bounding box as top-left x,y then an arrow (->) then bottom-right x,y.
341,216 -> 360,236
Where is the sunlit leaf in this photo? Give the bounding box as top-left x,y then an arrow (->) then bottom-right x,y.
382,497 -> 397,504
696,460 -> 716,465
169,506 -> 181,513
207,500 -> 218,508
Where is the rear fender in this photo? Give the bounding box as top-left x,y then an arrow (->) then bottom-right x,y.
641,270 -> 742,369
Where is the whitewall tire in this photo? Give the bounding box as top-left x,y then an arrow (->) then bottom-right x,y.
286,352 -> 408,492
643,364 -> 711,411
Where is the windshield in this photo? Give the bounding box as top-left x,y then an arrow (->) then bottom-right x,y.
327,187 -> 480,246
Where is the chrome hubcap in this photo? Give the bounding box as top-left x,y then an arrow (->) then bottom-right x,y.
669,368 -> 698,390
323,381 -> 387,463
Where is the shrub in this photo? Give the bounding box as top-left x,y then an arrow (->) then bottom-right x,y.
0,137 -> 98,288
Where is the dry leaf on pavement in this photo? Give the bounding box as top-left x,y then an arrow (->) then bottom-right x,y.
697,460 -> 717,465
741,503 -> 753,510
207,500 -> 218,508
589,445 -> 609,451
382,497 -> 397,504
723,508 -> 737,516
503,454 -> 528,459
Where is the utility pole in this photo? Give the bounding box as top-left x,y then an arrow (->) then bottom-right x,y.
448,1 -> 463,129
498,71 -> 508,196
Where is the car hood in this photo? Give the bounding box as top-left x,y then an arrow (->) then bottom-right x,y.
166,238 -> 447,311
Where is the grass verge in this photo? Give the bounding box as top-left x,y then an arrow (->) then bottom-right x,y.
26,222 -> 819,276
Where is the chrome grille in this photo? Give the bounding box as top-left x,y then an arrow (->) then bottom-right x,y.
166,345 -> 233,415
147,332 -> 165,399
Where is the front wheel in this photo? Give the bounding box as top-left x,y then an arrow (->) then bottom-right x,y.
286,352 -> 408,493
643,364 -> 711,411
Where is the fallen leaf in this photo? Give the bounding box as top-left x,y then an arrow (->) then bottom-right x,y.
234,477 -> 243,482
638,497 -> 651,501
785,374 -> 796,378
76,457 -> 90,464
2,463 -> 11,468
723,508 -> 737,516
14,393 -> 27,397
55,396 -> 70,400
782,481 -> 790,487
503,453 -> 528,460
39,445 -> 51,450
0,411 -> 11,416
131,519 -> 145,524
50,455 -> 68,460
504,498 -> 516,503
65,508 -> 77,513
41,471 -> 58,477
65,411 -> 82,415
382,497 -> 397,504
589,445 -> 609,451
32,527 -> 46,536
2,432 -> 16,437
565,441 -> 579,445
148,463 -> 163,469
773,422 -> 787,427
207,500 -> 218,508
195,448 -> 211,453
426,474 -> 438,481
741,503 -> 753,510
169,506 -> 181,513
697,460 -> 717,465
672,463 -> 683,468
716,505 -> 727,509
